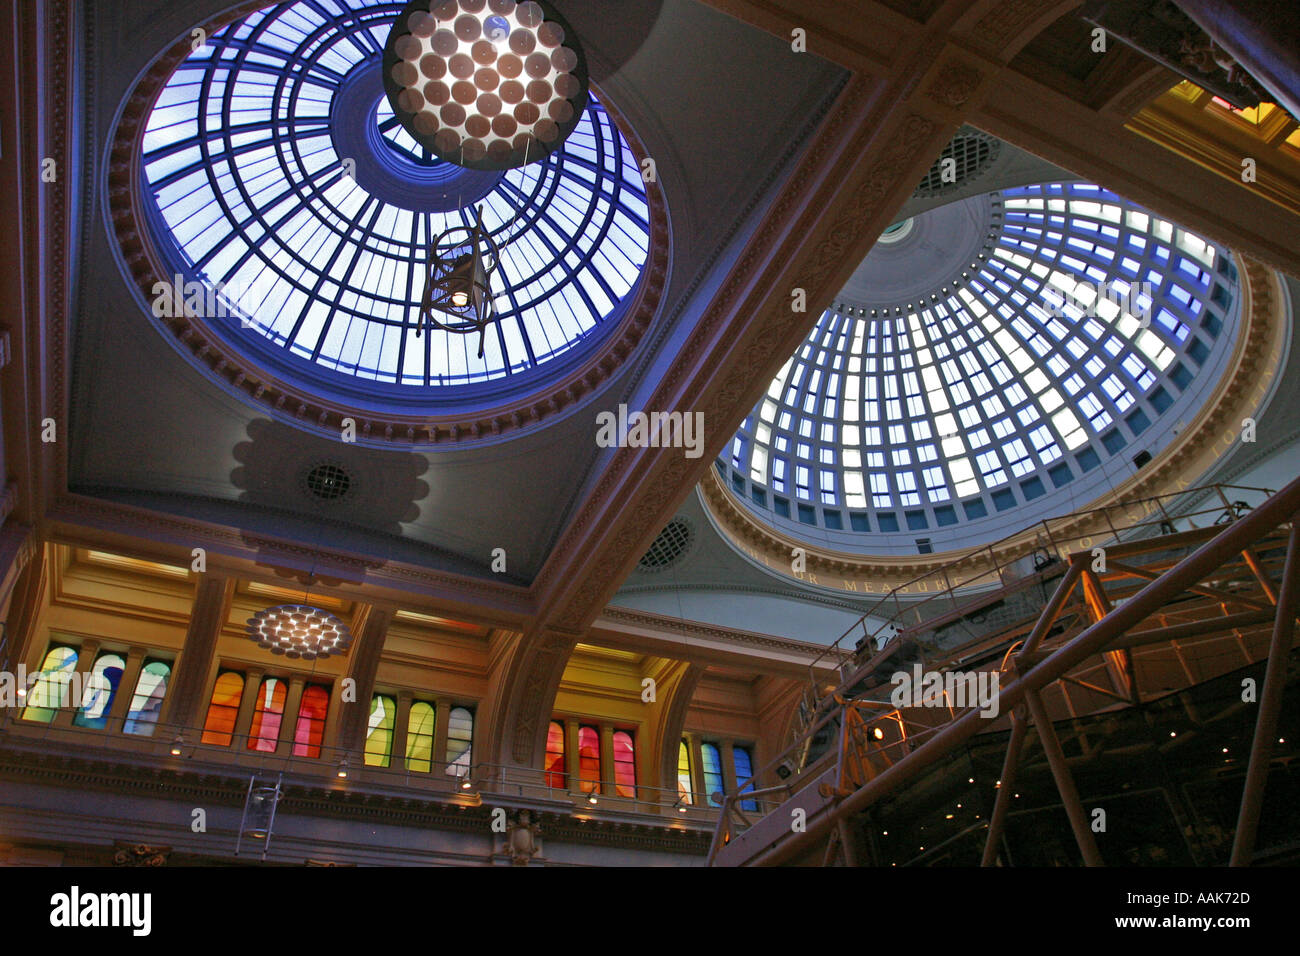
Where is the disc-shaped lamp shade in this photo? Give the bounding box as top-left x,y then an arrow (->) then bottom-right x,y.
383,0 -> 589,170
246,605 -> 353,661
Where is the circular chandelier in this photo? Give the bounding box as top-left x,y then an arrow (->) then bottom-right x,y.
418,204 -> 501,356
246,605 -> 353,660
383,0 -> 589,171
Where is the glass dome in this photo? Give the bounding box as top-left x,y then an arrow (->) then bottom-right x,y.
723,182 -> 1241,552
137,0 -> 650,393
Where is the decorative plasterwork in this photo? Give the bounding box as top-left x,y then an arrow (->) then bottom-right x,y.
104,6 -> 669,449
699,256 -> 1287,595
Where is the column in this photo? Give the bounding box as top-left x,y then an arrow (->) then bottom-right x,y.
565,719 -> 581,793
433,696 -> 451,777
391,691 -> 413,771
162,574 -> 231,738
277,676 -> 306,754
231,666 -> 265,751
600,724 -> 616,798
108,645 -> 148,733
334,605 -> 392,755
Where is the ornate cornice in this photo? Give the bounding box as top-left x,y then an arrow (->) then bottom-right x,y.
698,256 -> 1288,595
103,7 -> 670,449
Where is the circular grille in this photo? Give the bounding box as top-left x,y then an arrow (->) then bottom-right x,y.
638,519 -> 694,571
304,463 -> 353,502
914,133 -> 999,198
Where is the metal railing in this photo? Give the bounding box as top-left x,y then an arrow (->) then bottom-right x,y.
805,483 -> 1276,703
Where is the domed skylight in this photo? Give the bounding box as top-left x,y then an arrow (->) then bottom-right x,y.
138,0 -> 650,391
723,182 -> 1241,552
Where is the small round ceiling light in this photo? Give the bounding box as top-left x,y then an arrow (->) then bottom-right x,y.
247,605 -> 353,661
383,0 -> 589,170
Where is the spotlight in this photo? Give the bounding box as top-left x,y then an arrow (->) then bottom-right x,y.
587,790 -> 598,805
336,757 -> 349,779
169,734 -> 184,757
870,726 -> 885,741
460,774 -> 474,790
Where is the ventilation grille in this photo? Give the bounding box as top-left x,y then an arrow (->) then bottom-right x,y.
638,519 -> 694,572
914,133 -> 1000,198
303,462 -> 353,502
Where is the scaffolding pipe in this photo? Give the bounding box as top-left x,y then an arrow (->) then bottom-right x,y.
1230,520 -> 1300,866
980,710 -> 1028,866
738,475 -> 1300,867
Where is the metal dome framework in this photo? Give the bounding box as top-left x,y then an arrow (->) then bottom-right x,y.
723,182 -> 1241,550
137,0 -> 650,390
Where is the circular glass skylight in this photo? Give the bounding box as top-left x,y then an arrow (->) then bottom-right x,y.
137,0 -> 650,391
723,182 -> 1241,552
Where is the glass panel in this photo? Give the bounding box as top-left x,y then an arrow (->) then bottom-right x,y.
734,746 -> 759,812
445,706 -> 473,778
544,720 -> 566,789
124,660 -> 171,737
405,701 -> 436,773
613,730 -> 636,799
248,677 -> 288,752
677,739 -> 693,805
72,652 -> 126,729
292,684 -> 330,758
577,725 -> 601,794
22,646 -> 79,724
701,742 -> 724,808
364,694 -> 396,767
200,671 -> 245,747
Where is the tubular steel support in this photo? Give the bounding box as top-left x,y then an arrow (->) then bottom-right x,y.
738,475 -> 1300,867
980,709 -> 1029,866
1024,688 -> 1104,866
1230,520 -> 1300,866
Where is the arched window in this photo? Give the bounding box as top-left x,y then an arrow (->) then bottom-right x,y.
292,684 -> 330,758
365,694 -> 396,767
248,677 -> 288,752
701,742 -> 724,808
72,651 -> 126,729
734,746 -> 759,812
545,720 -> 566,789
406,702 -> 436,773
613,730 -> 636,799
445,706 -> 474,778
124,660 -> 171,737
677,739 -> 693,805
22,645 -> 79,723
200,671 -> 245,746
577,725 -> 601,794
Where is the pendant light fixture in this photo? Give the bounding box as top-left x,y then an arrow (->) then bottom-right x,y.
383,0 -> 589,170
418,204 -> 501,358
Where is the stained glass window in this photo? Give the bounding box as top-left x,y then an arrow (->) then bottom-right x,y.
445,705 -> 474,778
248,677 -> 288,752
405,701 -> 436,772
677,739 -> 693,805
726,182 -> 1239,544
612,730 -> 636,798
365,694 -> 396,767
124,660 -> 171,737
545,720 -> 566,789
293,684 -> 330,758
734,745 -> 759,813
72,652 -> 126,730
577,724 -> 601,794
701,742 -> 724,808
201,671 -> 245,746
22,645 -> 79,724
139,0 -> 651,390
